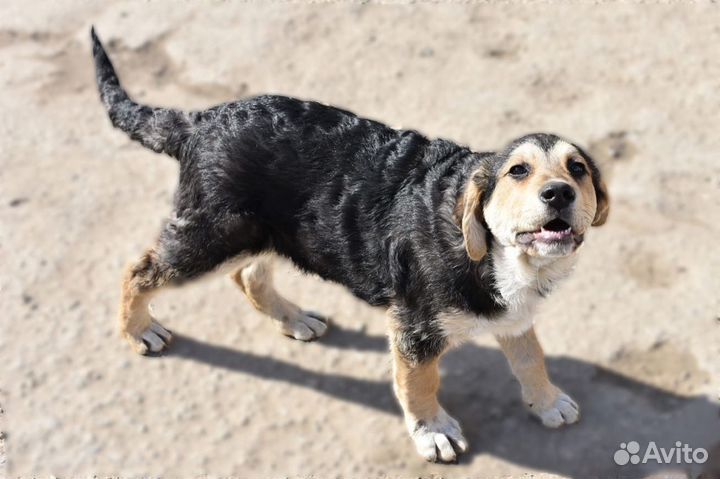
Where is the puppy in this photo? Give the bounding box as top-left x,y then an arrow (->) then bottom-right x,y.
90,28 -> 608,463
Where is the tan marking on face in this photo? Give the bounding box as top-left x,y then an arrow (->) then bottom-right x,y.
549,140 -> 598,226
482,139 -> 599,256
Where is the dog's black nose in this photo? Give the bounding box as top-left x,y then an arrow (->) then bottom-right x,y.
540,182 -> 576,210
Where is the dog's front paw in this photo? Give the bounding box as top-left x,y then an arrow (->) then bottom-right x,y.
123,319 -> 173,355
409,407 -> 468,463
526,386 -> 580,428
278,310 -> 328,341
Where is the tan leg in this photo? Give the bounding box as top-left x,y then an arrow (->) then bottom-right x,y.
119,249 -> 173,355
495,326 -> 579,427
231,256 -> 328,341
390,333 -> 467,462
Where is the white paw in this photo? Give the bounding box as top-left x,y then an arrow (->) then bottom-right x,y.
124,319 -> 173,355
279,310 -> 328,341
529,391 -> 580,428
409,408 -> 468,463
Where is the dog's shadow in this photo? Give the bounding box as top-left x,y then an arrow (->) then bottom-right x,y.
169,325 -> 719,478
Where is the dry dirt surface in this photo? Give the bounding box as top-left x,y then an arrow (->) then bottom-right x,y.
1,2 -> 719,478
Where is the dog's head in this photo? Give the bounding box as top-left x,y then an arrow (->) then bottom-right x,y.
461,133 -> 609,260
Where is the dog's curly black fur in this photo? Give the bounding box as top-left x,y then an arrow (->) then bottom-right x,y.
90,28 -> 540,362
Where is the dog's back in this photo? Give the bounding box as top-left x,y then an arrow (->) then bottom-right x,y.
92,28 -> 481,306
180,95 -> 478,305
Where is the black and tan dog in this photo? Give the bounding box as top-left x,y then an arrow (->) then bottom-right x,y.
91,28 -> 608,462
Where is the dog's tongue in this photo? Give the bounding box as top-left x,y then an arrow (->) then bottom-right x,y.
534,227 -> 572,242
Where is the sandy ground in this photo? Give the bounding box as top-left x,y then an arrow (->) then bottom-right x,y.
1,2 -> 719,478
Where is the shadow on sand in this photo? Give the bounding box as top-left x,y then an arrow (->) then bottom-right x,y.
169,324 -> 719,478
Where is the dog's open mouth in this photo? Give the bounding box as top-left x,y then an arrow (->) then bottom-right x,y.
517,219 -> 576,244
536,218 -> 573,241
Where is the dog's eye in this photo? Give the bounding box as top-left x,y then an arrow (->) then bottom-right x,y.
508,163 -> 529,178
568,160 -> 587,177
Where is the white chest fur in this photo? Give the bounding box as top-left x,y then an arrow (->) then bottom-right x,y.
439,246 -> 577,346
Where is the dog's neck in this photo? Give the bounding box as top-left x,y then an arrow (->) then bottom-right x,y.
490,243 -> 578,306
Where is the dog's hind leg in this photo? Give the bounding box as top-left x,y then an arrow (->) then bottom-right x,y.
230,256 -> 328,341
119,248 -> 176,355
119,213 -> 243,355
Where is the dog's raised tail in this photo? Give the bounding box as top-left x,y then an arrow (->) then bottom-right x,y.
90,27 -> 191,159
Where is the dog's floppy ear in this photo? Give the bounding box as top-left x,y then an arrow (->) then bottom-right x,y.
574,144 -> 610,227
461,175 -> 488,261
591,174 -> 610,226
